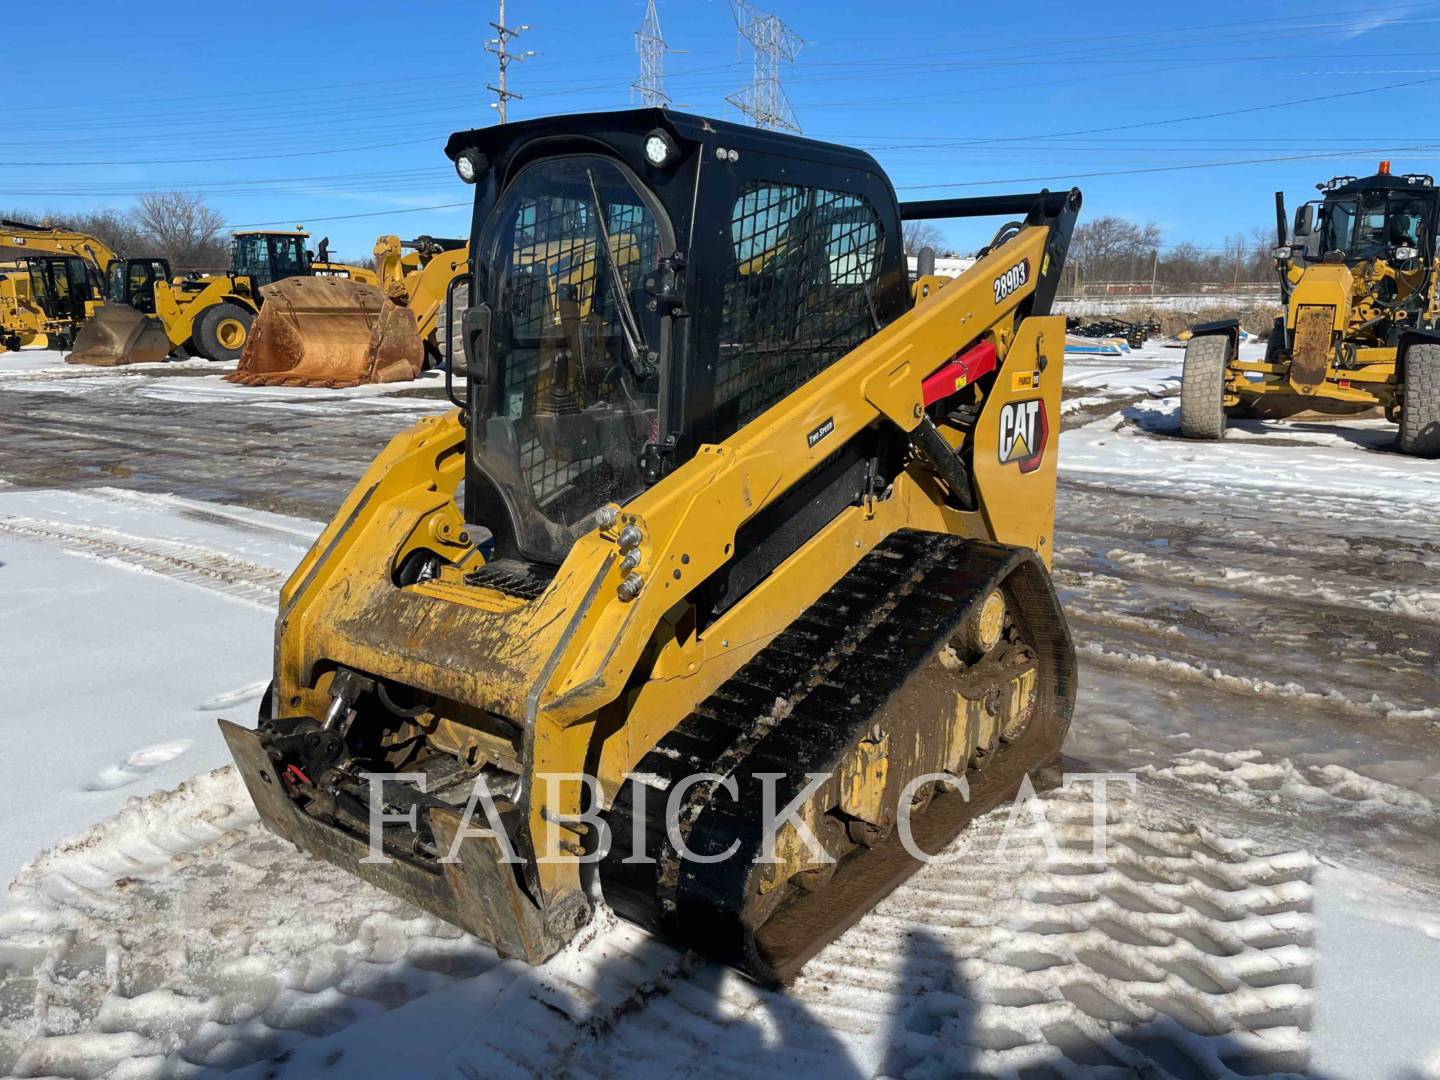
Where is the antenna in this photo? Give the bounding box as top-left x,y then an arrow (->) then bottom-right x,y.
725,0 -> 803,133
486,0 -> 536,125
633,0 -> 670,107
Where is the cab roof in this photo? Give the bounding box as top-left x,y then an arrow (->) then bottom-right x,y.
232,229 -> 309,237
444,107 -> 888,180
1325,171 -> 1434,195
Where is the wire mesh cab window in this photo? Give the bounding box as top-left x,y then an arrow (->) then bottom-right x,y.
475,154 -> 665,565
715,182 -> 883,432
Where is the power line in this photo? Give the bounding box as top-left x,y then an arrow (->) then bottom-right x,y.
486,0 -> 535,124
223,202 -> 471,230
726,0 -> 803,133
634,0 -> 670,107
895,142 -> 1440,191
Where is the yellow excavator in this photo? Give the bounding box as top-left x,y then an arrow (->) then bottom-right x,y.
67,229 -> 377,366
0,220 -> 117,352
221,110 -> 1081,983
227,234 -> 468,387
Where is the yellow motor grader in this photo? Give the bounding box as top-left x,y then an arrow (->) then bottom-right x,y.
228,234 -> 468,387
67,230 -> 377,366
1181,162 -> 1440,456
221,110 -> 1081,983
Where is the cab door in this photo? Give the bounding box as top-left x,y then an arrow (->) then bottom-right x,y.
267,234 -> 309,284
26,257 -> 90,320
120,258 -> 171,313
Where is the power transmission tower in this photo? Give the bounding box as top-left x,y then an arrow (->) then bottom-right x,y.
486,0 -> 535,124
725,0 -> 803,133
633,0 -> 669,107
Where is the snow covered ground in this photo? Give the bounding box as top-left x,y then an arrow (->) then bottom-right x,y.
0,345 -> 1437,1077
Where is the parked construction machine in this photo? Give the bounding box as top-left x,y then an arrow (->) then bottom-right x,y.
67,229 -> 376,366
227,234 -> 467,387
220,110 -> 1081,982
1182,162 -> 1440,456
0,220 -> 117,352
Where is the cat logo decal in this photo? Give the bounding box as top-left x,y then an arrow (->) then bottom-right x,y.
997,398 -> 1048,474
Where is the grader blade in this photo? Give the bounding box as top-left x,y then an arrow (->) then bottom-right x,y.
66,305 -> 173,366
227,277 -> 424,388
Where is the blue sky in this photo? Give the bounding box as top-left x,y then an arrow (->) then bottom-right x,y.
6,0 -> 1440,260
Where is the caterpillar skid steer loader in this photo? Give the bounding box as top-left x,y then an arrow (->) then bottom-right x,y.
67,230 -> 377,366
227,234 -> 468,388
1182,162 -> 1440,456
220,109 -> 1081,983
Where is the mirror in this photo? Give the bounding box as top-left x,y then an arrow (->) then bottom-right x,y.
1293,204 -> 1315,237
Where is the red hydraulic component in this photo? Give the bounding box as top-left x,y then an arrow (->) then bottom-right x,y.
921,340 -> 998,406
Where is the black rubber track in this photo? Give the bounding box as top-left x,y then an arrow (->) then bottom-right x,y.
600,528 -> 1076,983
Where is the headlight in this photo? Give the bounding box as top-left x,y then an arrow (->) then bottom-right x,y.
1271,245 -> 1292,260
454,150 -> 487,185
1395,245 -> 1420,261
643,129 -> 676,167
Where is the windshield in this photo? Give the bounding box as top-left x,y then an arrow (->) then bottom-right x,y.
1321,192 -> 1431,260
233,234 -> 308,286
107,261 -> 126,303
475,154 -> 666,565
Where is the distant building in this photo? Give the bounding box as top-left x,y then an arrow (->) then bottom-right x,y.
907,254 -> 976,278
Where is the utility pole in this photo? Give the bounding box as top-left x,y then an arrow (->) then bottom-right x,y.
486,1 -> 535,125
634,0 -> 669,107
726,0 -> 803,133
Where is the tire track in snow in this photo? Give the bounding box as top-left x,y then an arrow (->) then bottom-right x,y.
470,790 -> 1314,1079
0,779 -> 1314,1078
0,769 -> 510,1078
0,516 -> 284,609
86,486 -> 323,542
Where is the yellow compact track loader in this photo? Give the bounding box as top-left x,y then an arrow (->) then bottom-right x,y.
67,230 -> 376,366
220,110 -> 1081,983
0,220 -> 117,352
228,235 -> 468,387
1182,162 -> 1440,456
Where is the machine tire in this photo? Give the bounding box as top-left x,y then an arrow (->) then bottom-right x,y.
1180,333 -> 1229,440
193,302 -> 254,362
1398,342 -> 1440,457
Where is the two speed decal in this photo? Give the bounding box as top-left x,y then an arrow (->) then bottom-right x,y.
992,258 -> 1030,304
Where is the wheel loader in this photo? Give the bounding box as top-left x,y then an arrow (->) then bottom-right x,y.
0,220 -> 118,352
1181,162 -> 1440,456
67,229 -> 377,366
226,234 -> 468,387
220,109 -> 1081,983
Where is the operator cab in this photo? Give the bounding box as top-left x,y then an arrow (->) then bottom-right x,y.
1297,166 -> 1437,265
105,258 -> 172,314
232,230 -> 311,288
24,256 -> 97,323
444,109 -> 911,567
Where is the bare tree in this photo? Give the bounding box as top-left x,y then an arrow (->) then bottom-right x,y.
130,191 -> 228,270
902,220 -> 945,256
1069,216 -> 1162,282
69,209 -> 150,260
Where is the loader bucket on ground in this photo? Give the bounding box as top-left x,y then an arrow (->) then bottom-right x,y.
226,276 -> 425,388
66,305 -> 173,366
